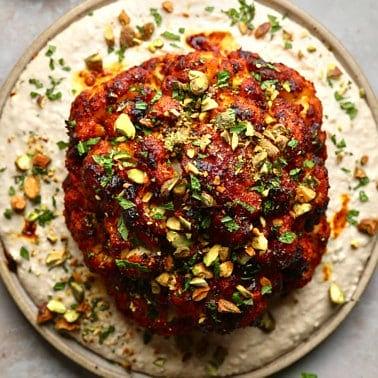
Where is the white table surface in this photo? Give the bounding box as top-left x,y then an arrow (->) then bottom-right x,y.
0,1 -> 377,377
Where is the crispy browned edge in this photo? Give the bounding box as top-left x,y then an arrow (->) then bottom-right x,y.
0,1 -> 376,377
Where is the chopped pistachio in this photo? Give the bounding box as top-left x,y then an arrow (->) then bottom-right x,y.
189,70 -> 209,95
64,310 -> 80,323
293,203 -> 312,217
166,231 -> 191,251
142,192 -> 153,203
155,272 -> 174,287
192,286 -> 210,301
162,0 -> 174,12
127,168 -> 147,184
45,250 -> 67,267
104,24 -> 115,47
10,195 -> 26,213
85,53 -> 103,72
161,176 -> 180,195
201,97 -> 218,112
166,216 -> 181,230
70,281 -> 84,302
47,299 -> 66,314
236,284 -> 252,298
15,154 -> 31,171
296,185 -> 316,203
192,263 -> 213,279
251,232 -> 268,251
204,245 -> 220,267
186,162 -> 200,175
148,38 -> 164,53
178,216 -> 191,230
217,298 -> 241,314
189,277 -> 208,287
231,132 -> 239,151
201,192 -> 215,207
23,175 -> 40,200
115,113 -> 136,139
329,282 -> 346,304
219,261 -> 233,277
118,9 -> 130,25
259,311 -> 276,333
307,45 -> 317,53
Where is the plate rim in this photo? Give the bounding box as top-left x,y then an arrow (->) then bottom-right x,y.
0,0 -> 377,377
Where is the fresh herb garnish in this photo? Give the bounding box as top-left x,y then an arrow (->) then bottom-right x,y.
267,15 -> 281,33
340,101 -> 358,120
117,216 -> 129,240
20,246 -> 30,260
150,8 -> 162,26
233,199 -> 256,213
53,282 -> 66,291
216,70 -> 231,87
278,231 -> 296,244
161,31 -> 180,41
221,215 -> 240,232
151,90 -> 162,104
354,176 -> 369,190
26,207 -> 56,226
261,284 -> 272,295
190,174 -> 201,192
116,195 -> 135,210
205,6 -> 215,13
222,0 -> 256,29
29,78 -> 43,89
346,209 -> 359,225
358,190 -> 369,202
45,45 -> 56,57
3,208 -> 12,220
56,141 -> 69,150
99,325 -> 115,344
45,76 -> 63,101
76,137 -> 100,156
115,259 -> 150,272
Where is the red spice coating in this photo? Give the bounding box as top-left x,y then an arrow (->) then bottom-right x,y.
64,47 -> 330,335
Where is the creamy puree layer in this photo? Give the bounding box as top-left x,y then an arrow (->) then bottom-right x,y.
0,0 -> 377,377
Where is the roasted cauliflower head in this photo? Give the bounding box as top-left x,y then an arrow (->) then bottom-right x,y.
64,47 -> 330,335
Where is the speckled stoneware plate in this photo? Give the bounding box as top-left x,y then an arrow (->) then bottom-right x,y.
0,0 -> 377,377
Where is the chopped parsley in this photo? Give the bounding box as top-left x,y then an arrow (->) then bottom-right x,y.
8,186 -> 16,196
261,284 -> 272,295
99,325 -> 115,344
267,15 -> 281,34
45,45 -> 56,57
221,215 -> 240,232
284,41 -> 292,49
117,216 -> 129,240
340,101 -> 358,120
115,259 -> 150,272
205,6 -> 215,13
26,207 -> 56,226
20,246 -> 30,260
3,208 -> 12,220
233,199 -> 256,213
222,0 -> 256,29
358,190 -> 369,202
179,27 -> 185,34
301,374 -> 318,378
216,70 -> 231,87
278,231 -> 296,244
45,76 -> 63,101
346,209 -> 359,225
29,78 -> 43,89
161,31 -> 180,41
190,174 -> 201,192
53,282 -> 66,291
115,47 -> 126,63
76,137 -> 100,156
354,176 -> 369,190
56,141 -> 69,150
160,202 -> 174,211
150,8 -> 162,26
116,195 -> 135,210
